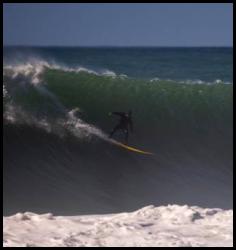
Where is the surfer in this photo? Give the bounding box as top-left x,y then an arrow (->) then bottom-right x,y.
109,111 -> 133,144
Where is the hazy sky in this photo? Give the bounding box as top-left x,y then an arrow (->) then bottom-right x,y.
3,3 -> 233,46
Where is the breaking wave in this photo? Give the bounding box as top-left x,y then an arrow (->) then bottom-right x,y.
3,59 -> 233,215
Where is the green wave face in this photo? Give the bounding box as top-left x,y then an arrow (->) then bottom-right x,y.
3,66 -> 233,150
42,69 -> 233,132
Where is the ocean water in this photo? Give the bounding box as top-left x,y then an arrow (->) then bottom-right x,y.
3,47 -> 233,215
3,46 -> 233,82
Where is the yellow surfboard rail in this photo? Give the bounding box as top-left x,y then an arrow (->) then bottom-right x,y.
110,140 -> 154,155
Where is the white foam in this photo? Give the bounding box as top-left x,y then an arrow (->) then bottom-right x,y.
3,204 -> 233,247
150,77 -> 160,82
4,100 -> 110,143
4,61 -> 49,85
65,108 -> 109,141
102,69 -> 117,78
3,103 -> 53,133
3,84 -> 8,98
149,77 -> 232,85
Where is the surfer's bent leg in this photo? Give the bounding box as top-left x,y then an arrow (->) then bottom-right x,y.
124,129 -> 129,144
109,125 -> 120,138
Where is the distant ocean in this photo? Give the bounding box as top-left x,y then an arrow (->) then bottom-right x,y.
3,46 -> 233,216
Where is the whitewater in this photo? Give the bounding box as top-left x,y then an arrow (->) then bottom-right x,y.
3,47 -> 233,247
3,205 -> 233,247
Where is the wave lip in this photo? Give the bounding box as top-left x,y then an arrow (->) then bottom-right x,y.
4,57 -> 233,88
4,60 -> 233,86
3,59 -> 122,87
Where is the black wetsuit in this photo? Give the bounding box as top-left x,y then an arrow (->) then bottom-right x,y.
109,112 -> 133,143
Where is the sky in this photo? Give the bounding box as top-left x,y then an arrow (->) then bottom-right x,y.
3,3 -> 233,47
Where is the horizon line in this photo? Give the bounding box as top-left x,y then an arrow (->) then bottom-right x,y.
3,44 -> 233,48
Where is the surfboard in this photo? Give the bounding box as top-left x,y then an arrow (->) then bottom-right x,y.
111,140 -> 154,155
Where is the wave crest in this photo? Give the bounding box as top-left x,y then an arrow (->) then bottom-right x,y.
3,60 -> 121,87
